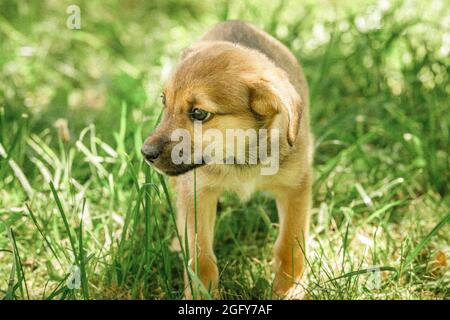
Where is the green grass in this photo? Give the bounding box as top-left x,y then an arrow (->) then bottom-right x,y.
0,0 -> 449,299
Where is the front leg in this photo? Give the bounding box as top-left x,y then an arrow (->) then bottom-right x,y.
272,174 -> 311,299
173,177 -> 220,299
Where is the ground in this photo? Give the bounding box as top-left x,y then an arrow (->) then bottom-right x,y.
0,0 -> 449,299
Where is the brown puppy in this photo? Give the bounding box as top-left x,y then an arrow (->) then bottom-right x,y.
142,21 -> 313,299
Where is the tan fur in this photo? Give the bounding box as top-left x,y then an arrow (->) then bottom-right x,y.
143,21 -> 313,299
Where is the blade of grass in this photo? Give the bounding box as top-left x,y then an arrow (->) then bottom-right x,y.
8,228 -> 30,299
78,198 -> 89,299
402,212 -> 450,269
325,266 -> 397,283
26,204 -> 62,267
49,181 -> 78,262
157,172 -> 194,295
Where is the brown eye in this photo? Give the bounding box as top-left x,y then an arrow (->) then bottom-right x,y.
189,108 -> 211,122
161,94 -> 166,106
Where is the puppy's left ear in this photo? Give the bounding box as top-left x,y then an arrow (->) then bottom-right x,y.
248,69 -> 302,147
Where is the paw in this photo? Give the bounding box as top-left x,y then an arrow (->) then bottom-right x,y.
183,256 -> 219,299
272,283 -> 306,300
272,274 -> 307,300
184,284 -> 219,300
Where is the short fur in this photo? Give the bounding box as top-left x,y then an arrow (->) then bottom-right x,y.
142,21 -> 313,299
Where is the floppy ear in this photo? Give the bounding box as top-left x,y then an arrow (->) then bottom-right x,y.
248,70 -> 302,147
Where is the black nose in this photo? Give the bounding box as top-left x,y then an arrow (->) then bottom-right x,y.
141,143 -> 161,161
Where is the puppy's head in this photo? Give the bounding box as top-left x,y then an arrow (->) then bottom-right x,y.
142,41 -> 301,176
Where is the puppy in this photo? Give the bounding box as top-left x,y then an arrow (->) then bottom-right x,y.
142,20 -> 313,299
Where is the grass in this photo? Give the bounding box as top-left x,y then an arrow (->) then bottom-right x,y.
0,0 -> 449,299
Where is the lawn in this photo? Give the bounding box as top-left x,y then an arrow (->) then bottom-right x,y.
0,0 -> 449,299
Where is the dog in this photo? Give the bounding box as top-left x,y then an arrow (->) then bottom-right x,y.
142,20 -> 313,299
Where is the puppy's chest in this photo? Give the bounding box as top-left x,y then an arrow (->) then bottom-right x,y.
224,173 -> 268,201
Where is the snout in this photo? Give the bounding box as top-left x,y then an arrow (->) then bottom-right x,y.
141,143 -> 162,162
141,134 -> 201,176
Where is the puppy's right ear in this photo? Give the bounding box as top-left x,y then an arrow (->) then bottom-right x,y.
247,69 -> 302,147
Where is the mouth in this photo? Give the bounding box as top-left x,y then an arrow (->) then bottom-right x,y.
143,158 -> 205,176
